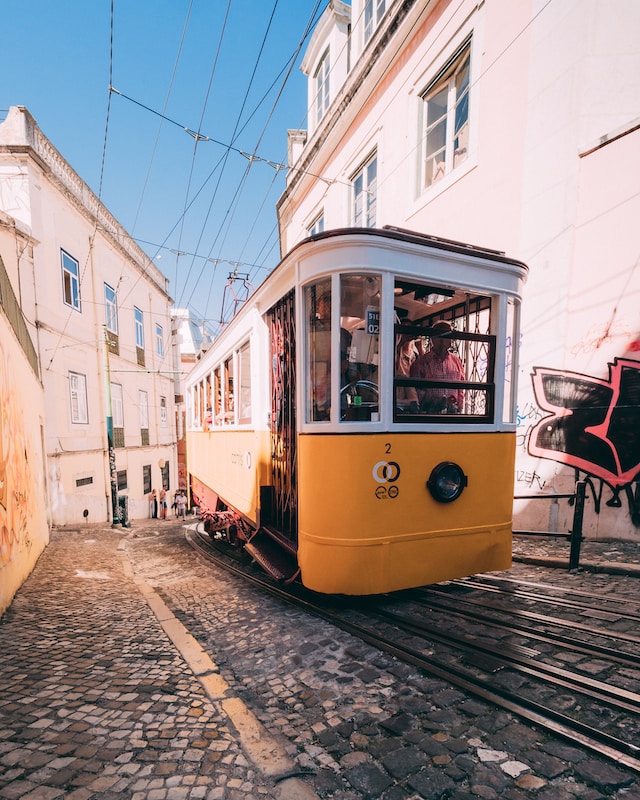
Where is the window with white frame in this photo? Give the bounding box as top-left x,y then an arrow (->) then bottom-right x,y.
69,371 -> 88,424
364,0 -> 386,43
105,283 -> 118,333
134,307 -> 144,348
422,42 -> 470,190
139,390 -> 149,445
111,382 -> 124,447
139,390 -> 149,430
308,213 -> 325,237
314,49 -> 330,125
156,323 -> 164,356
111,383 -> 124,426
61,250 -> 81,311
352,153 -> 377,228
160,396 -> 168,426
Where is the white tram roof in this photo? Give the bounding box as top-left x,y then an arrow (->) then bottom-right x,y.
188,226 -> 527,381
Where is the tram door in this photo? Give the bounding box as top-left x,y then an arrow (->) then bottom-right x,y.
267,291 -> 298,543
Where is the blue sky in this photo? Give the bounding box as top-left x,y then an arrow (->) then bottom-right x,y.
1,1 -> 325,329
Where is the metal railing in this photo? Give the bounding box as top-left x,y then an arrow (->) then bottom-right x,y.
514,481 -> 587,570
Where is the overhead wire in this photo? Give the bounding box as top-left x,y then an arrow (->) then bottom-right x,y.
130,0 -> 195,241
174,0 -> 233,298
46,0 -> 116,372
108,4 -> 320,327
175,0 -> 283,311
177,0 -> 325,322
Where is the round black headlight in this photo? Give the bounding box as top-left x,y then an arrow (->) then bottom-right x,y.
427,462 -> 467,503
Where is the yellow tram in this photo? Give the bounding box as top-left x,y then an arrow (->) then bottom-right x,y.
186,227 -> 527,595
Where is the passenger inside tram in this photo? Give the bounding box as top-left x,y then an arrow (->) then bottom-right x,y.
393,277 -> 494,419
410,320 -> 465,414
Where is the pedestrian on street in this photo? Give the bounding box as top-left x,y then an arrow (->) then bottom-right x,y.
149,489 -> 158,519
176,491 -> 187,519
159,486 -> 168,520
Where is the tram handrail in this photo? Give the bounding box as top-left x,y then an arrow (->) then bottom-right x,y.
513,481 -> 587,571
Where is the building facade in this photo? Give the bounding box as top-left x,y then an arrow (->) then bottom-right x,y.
0,106 -> 178,527
278,0 -> 640,539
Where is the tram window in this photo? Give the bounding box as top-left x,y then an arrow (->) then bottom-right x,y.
340,273 -> 380,421
197,379 -> 205,428
238,340 -> 251,424
224,356 -> 234,422
393,279 -> 495,422
213,366 -> 222,425
503,298 -> 520,424
305,279 -> 332,422
204,374 -> 212,430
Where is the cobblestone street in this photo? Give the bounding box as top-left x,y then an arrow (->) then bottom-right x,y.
1,519 -> 638,799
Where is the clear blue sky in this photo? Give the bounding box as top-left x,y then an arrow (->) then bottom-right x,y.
1,1 -> 325,329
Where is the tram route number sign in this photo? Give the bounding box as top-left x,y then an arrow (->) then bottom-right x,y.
366,308 -> 379,335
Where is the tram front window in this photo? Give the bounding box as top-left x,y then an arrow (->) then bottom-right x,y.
393,279 -> 496,422
306,280 -> 332,422
340,274 -> 380,421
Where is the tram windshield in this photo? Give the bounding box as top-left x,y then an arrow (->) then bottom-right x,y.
340,274 -> 380,422
303,273 -> 498,424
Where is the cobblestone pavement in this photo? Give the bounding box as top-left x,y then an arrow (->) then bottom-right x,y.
1,518 -> 639,800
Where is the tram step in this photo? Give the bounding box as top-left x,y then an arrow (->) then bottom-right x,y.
245,529 -> 299,582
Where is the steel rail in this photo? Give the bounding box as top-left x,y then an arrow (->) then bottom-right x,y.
413,587 -> 640,655
451,576 -> 640,621
372,607 -> 640,711
186,528 -> 640,774
403,593 -> 640,667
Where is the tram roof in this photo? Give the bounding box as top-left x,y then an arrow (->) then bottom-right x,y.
290,226 -> 529,274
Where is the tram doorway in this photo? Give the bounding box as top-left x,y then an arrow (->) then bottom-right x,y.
266,290 -> 298,545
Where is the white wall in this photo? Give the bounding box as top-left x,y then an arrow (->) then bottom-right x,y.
279,0 -> 640,539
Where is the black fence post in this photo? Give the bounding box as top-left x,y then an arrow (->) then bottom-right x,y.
568,481 -> 586,571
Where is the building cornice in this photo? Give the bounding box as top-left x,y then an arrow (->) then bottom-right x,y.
279,0 -> 423,213
0,106 -> 171,301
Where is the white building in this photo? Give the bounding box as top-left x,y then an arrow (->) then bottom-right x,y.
278,0 -> 640,539
0,106 -> 178,526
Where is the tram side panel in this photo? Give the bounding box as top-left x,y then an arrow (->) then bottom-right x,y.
188,428 -> 270,525
297,432 -> 515,595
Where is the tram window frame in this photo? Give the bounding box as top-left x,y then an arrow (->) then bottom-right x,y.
213,366 -> 222,425
340,273 -> 380,423
305,279 -> 332,423
503,297 -> 520,424
238,340 -> 252,424
393,279 -> 496,424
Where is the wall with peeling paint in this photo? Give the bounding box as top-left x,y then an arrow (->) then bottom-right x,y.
0,268 -> 49,614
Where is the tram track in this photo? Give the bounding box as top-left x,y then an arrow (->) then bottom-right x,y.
186,527 -> 640,774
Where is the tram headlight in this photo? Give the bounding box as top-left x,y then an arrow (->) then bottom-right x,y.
427,462 -> 467,503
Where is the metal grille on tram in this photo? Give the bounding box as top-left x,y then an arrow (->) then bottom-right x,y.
268,290 -> 297,542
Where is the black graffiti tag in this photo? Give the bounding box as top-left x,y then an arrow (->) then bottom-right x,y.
529,358 -> 640,488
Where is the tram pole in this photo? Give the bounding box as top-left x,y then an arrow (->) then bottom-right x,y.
568,481 -> 586,571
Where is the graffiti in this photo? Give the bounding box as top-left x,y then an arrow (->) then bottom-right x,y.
0,342 -> 36,564
529,358 -> 640,525
515,401 -> 544,452
569,319 -> 633,358
516,470 -> 547,491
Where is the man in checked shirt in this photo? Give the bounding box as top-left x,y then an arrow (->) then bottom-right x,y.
410,320 -> 465,413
